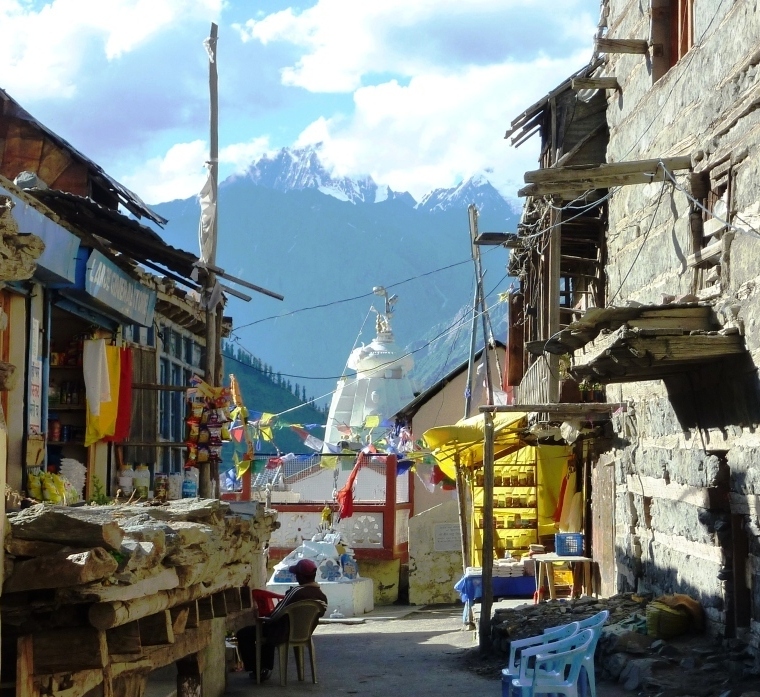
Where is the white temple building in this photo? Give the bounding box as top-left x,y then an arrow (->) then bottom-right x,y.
323,287 -> 416,450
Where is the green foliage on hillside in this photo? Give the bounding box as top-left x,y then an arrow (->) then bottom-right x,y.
221,340 -> 327,455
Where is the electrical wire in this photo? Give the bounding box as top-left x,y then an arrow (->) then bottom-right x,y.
659,161 -> 760,240
231,246 -> 501,333
608,173 -> 669,305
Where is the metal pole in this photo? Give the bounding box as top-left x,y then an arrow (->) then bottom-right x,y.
468,205 -> 495,406
463,285 -> 479,419
201,22 -> 219,499
479,410 -> 495,652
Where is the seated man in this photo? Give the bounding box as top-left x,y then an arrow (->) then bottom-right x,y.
237,559 -> 328,681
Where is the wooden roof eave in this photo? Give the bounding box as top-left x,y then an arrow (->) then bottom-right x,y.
569,329 -> 745,384
504,58 -> 605,141
518,156 -> 692,197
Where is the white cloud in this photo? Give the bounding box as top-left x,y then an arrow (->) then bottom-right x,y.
0,0 -> 221,101
120,140 -> 208,204
295,53 -> 591,200
120,136 -> 272,204
220,136 -> 271,174
236,0 -> 595,93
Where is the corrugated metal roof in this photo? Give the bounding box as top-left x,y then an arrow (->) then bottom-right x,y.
1,88 -> 167,227
29,188 -> 198,282
504,59 -> 604,145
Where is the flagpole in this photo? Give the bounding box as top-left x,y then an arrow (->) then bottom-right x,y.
201,22 -> 219,498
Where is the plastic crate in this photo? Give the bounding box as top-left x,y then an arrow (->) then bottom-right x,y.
555,532 -> 584,556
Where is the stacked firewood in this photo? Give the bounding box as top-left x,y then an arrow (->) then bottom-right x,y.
3,498 -> 279,630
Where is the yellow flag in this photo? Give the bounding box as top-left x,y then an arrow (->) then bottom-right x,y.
259,413 -> 276,442
234,452 -> 251,478
364,414 -> 381,428
320,456 -> 338,470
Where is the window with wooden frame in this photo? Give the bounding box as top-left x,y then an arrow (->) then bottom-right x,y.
687,165 -> 733,292
651,0 -> 695,82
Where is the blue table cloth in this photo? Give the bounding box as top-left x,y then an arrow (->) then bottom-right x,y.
455,574 -> 535,622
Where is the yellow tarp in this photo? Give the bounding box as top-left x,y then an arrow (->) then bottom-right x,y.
536,445 -> 571,537
422,411 -> 527,479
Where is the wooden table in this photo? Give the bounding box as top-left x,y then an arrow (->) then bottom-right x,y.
532,553 -> 596,601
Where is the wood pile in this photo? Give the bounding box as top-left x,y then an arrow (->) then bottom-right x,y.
1,498 -> 279,697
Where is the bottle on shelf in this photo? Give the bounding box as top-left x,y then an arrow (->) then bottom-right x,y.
49,379 -> 60,406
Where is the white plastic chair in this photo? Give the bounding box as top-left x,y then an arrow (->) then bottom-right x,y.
543,610 -> 609,697
501,621 -> 581,697
511,628 -> 594,697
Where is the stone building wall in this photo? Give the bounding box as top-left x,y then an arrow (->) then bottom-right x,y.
601,0 -> 760,644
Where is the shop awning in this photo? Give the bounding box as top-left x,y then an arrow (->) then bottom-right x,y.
422,411 -> 527,479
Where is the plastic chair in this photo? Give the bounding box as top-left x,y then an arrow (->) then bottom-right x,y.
255,599 -> 327,686
543,610 -> 609,697
511,628 -> 594,697
501,621 -> 581,697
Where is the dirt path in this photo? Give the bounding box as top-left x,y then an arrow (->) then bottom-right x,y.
147,604 -> 630,696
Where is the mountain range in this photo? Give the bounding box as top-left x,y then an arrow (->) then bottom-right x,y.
153,146 -> 519,413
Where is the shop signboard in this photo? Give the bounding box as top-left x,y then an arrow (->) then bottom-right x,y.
1,184 -> 80,285
84,250 -> 156,327
28,318 -> 42,435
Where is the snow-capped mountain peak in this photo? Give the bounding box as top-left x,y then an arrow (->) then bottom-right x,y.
235,145 -> 381,205
228,146 -> 510,212
416,174 -> 508,214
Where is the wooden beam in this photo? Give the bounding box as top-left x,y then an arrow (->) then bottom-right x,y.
33,627 -> 107,674
595,37 -> 649,54
240,587 -> 253,610
32,669 -> 103,697
571,76 -> 620,91
170,605 -> 191,635
57,568 -> 180,603
5,547 -> 118,593
16,635 -> 35,697
482,403 -> 625,415
185,601 -> 199,629
524,156 -> 692,185
224,588 -> 243,613
139,610 -> 174,647
520,172 -> 666,197
88,562 -> 253,629
107,622 -> 143,656
687,238 -> 722,267
197,597 -> 214,622
211,592 -> 227,617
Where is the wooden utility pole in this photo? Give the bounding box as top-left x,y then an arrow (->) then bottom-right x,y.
468,204 -> 496,646
200,22 -> 219,498
479,410 -> 495,653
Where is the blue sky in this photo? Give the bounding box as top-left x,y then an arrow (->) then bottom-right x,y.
2,0 -> 598,204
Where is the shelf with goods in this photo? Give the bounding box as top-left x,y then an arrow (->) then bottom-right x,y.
44,308 -> 92,501
470,457 -> 539,567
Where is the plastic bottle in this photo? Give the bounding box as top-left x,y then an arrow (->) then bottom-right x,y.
134,464 -> 150,499
118,465 -> 134,494
182,467 -> 199,498
49,379 -> 60,406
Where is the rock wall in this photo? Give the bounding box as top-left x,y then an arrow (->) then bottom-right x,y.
602,0 -> 760,647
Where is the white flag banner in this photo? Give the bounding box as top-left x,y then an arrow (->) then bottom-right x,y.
198,167 -> 217,266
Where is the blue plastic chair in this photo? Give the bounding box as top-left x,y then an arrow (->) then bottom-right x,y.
511,628 -> 594,697
543,610 -> 609,697
501,621 -> 580,697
